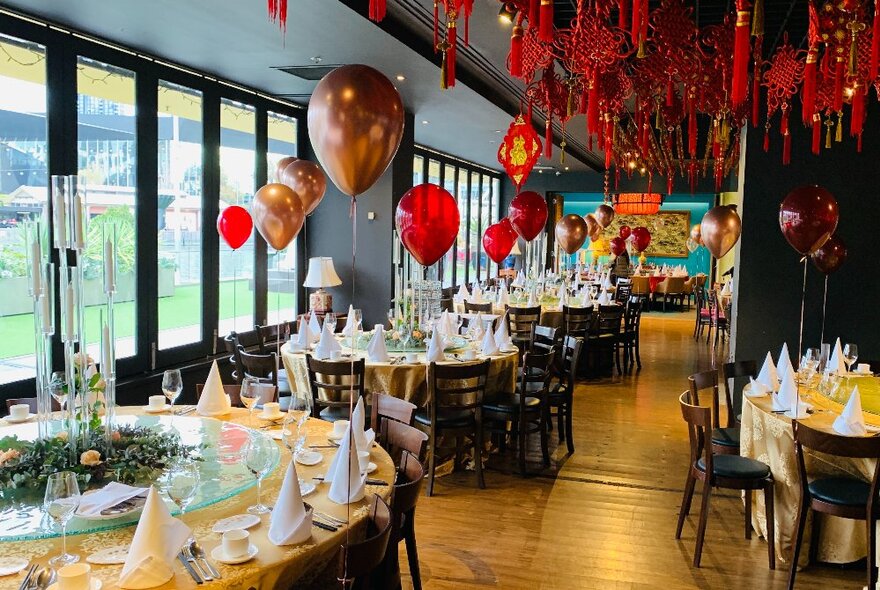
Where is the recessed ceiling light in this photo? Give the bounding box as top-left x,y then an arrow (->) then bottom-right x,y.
494,129 -> 502,133
564,166 -> 570,171
538,170 -> 543,174
396,74 -> 406,81
421,120 -> 429,125
310,56 -> 322,64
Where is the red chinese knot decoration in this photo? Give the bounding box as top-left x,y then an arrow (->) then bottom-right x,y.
497,114 -> 543,192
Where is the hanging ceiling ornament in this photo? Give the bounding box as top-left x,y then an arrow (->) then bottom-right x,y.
435,0 -> 475,89
267,0 -> 288,32
497,113 -> 543,192
526,67 -> 575,161
762,36 -> 805,164
613,193 -> 664,215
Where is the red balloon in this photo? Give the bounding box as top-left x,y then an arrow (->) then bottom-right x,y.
779,185 -> 839,255
631,226 -> 652,252
483,218 -> 518,263
610,236 -> 627,256
811,233 -> 847,275
395,183 -> 460,266
216,205 -> 253,250
619,225 -> 632,240
508,191 -> 548,242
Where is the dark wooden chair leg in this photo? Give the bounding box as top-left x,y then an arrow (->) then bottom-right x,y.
517,412 -> 527,476
539,412 -> 550,467
474,416 -> 486,489
808,510 -> 821,565
868,515 -> 876,589
765,480 -> 775,569
635,336 -> 642,369
565,394 -> 575,454
556,404 -> 565,442
676,472 -> 697,539
787,500 -> 809,590
426,429 -> 437,497
693,480 -> 712,567
744,490 -> 752,539
404,518 -> 422,590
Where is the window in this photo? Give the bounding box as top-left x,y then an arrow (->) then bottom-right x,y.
491,177 -> 501,276
412,155 -> 424,185
0,34 -> 47,384
76,56 -> 137,360
441,164 -> 456,287
219,98 -> 256,335
266,111 -> 298,326
468,171 -> 481,283
157,80 -> 203,350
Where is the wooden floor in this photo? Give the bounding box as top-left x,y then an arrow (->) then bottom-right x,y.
399,315 -> 865,589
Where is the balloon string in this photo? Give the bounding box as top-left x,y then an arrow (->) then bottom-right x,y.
232,248 -> 237,333
798,257 -> 808,361
343,196 -> 357,587
821,274 -> 828,345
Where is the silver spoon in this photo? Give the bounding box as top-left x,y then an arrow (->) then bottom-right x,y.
189,540 -> 221,580
32,567 -> 54,590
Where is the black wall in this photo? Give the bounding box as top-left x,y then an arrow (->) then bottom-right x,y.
733,103 -> 877,365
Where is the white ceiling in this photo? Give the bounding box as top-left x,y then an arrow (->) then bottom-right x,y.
0,0 -> 593,172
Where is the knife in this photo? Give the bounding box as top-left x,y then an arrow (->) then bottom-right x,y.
178,552 -> 203,584
312,519 -> 338,532
18,564 -> 36,590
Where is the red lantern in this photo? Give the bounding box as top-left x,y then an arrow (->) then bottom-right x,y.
613,193 -> 663,215
395,183 -> 460,267
497,114 -> 543,193
508,190 -> 548,242
217,205 -> 253,251
483,218 -> 519,263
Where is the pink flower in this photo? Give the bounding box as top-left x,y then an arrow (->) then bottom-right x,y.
80,450 -> 102,467
111,431 -> 121,442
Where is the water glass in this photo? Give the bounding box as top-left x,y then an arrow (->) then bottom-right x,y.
49,370 -> 68,420
282,395 -> 311,458
324,313 -> 337,333
45,471 -> 81,566
166,458 -> 199,514
844,343 -> 859,372
162,369 -> 183,411
800,348 -> 820,385
244,435 -> 274,514
239,376 -> 261,426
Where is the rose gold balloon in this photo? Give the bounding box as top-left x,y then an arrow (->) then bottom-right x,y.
700,205 -> 742,259
584,213 -> 601,239
690,223 -> 703,245
282,160 -> 327,215
274,156 -> 298,182
251,183 -> 305,251
307,65 -> 405,198
595,204 -> 615,228
555,214 -> 589,255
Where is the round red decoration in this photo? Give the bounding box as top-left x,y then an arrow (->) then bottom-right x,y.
811,233 -> 847,275
630,226 -> 652,252
779,185 -> 839,256
610,236 -> 627,256
619,225 -> 632,240
483,218 -> 519,263
217,205 -> 253,250
508,190 -> 548,242
395,183 -> 460,267
498,114 -> 543,192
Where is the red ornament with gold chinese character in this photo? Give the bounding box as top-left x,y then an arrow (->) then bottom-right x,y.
497,114 -> 543,193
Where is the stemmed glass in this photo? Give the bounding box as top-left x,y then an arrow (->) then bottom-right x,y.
843,343 -> 859,373
162,369 -> 183,425
324,313 -> 337,334
44,471 -> 81,566
282,395 -> 311,461
244,435 -> 274,514
349,308 -> 363,351
239,376 -> 261,428
49,371 -> 68,421
166,458 -> 200,514
799,348 -> 821,393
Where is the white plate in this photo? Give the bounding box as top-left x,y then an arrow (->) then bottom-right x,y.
212,513 -> 261,534
258,412 -> 285,422
48,581 -> 101,590
76,491 -> 146,521
327,432 -> 345,442
364,462 -> 377,474
87,545 -> 130,565
3,414 -> 34,424
0,557 -> 28,576
296,451 -> 323,466
300,480 -> 316,496
784,410 -> 810,420
143,404 -> 171,414
211,544 -> 258,565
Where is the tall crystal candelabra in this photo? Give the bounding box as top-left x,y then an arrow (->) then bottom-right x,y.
26,220 -> 53,440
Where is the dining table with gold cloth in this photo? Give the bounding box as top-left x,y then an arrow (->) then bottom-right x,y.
451,302 -> 564,330
0,407 -> 394,590
741,383 -> 880,568
280,341 -> 518,407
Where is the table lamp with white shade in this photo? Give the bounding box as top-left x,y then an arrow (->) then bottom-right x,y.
303,256 -> 342,314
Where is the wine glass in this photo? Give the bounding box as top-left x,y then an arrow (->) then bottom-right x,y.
162,369 -> 183,422
282,395 -> 311,460
843,343 -> 859,373
324,313 -> 337,334
166,458 -> 200,514
243,435 -> 274,514
44,471 -> 81,566
49,371 -> 68,421
799,348 -> 821,392
350,308 -> 363,350
239,376 -> 261,427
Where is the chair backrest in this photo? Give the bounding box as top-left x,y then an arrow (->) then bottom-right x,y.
224,332 -> 243,384
679,391 -> 712,477
393,450 -> 425,516
561,305 -> 593,339
630,275 -> 650,296
464,301 -> 493,314
237,346 -> 280,387
195,383 -> 277,407
593,305 -> 624,335
695,274 -> 708,288
381,419 -> 429,465
305,355 -> 365,416
518,348 -> 556,397
665,276 -> 686,293
614,284 -> 632,303
506,305 -> 542,340
338,494 -> 393,588
256,322 -> 292,355
559,336 -> 584,391
370,392 -> 416,433
532,325 -> 559,354
623,299 -> 643,332
427,360 -> 491,417
688,369 -> 725,429
721,360 -> 757,423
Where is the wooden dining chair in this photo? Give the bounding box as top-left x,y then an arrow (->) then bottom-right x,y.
370,393 -> 416,433
548,336 -> 583,455
721,360 -> 757,425
305,355 -> 366,422
256,322 -> 292,354
561,305 -> 593,340
338,494 -> 393,589
381,419 -> 429,465
619,299 -> 644,372
505,305 -> 542,351
788,420 -> 880,590
483,348 -> 555,476
693,288 -> 712,341
464,301 -> 493,314
382,451 -> 425,590
415,360 -> 490,496
224,332 -> 243,383
237,346 -> 289,394
195,383 -> 277,408
588,305 -> 624,376
688,369 -> 739,456
531,325 -> 559,354
676,392 -> 775,569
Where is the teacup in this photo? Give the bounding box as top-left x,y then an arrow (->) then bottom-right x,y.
221,528 -> 250,559
8,404 -> 29,421
330,350 -> 342,361
857,363 -> 872,374
462,349 -> 477,361
358,450 -> 371,472
147,395 -> 165,410
58,563 -> 91,590
332,420 -> 350,439
405,353 -> 420,364
260,402 -> 282,419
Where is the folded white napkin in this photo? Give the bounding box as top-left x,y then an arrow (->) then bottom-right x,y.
426,329 -> 446,362
268,460 -> 312,545
833,386 -> 868,436
456,283 -> 470,302
351,396 -> 376,453
293,317 -> 312,349
366,324 -> 391,362
597,290 -> 611,305
826,337 -> 846,375
512,270 -> 525,287
580,287 -> 593,308
481,328 -> 499,356
314,323 -> 342,360
654,268 -> 661,276
445,312 -> 459,336
308,313 -> 322,343
757,351 -> 779,392
747,377 -> 769,398
341,305 -> 361,337
773,370 -> 797,412
77,482 -> 148,517
471,283 -> 483,303
119,487 -> 192,589
497,282 -> 510,305
470,313 -> 484,340
494,317 -> 512,350
197,360 -> 232,417
325,428 -> 366,504
573,272 -> 581,291
602,274 -> 613,290
721,281 -> 732,296
558,287 -> 568,310
777,342 -> 795,381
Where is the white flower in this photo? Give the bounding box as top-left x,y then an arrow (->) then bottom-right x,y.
55,430 -> 68,441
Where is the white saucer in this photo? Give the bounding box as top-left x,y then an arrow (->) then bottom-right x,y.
300,480 -> 316,496
87,545 -> 130,565
327,432 -> 346,442
211,544 -> 258,565
744,389 -> 769,398
212,513 -> 262,534
258,412 -> 285,422
48,581 -> 101,590
364,462 -> 377,474
784,410 -> 810,420
296,451 -> 323,466
143,404 -> 171,414
3,414 -> 34,424
0,557 -> 28,576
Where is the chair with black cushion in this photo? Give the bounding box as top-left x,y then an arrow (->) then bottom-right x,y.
676,392 -> 775,569
505,305 -> 542,351
483,348 -> 555,476
561,305 -> 593,340
224,332 -> 243,384
415,360 -> 490,496
338,494 -> 393,590
588,304 -> 624,376
370,392 -> 416,434
788,420 -> 880,590
256,322 -> 292,354
688,369 -> 739,456
195,383 -> 276,408
549,336 -> 583,455
619,299 -> 644,372
381,451 -> 425,590
721,360 -> 757,425
305,355 -> 365,422
464,301 -> 492,314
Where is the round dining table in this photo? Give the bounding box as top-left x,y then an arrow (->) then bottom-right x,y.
0,408 -> 394,590
452,301 -> 565,330
741,379 -> 880,568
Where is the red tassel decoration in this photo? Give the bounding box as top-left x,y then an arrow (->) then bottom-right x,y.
268,0 -> 288,31
802,48 -> 817,126
712,121 -> 721,159
368,0 -> 386,22
433,2 -> 439,50
667,175 -> 674,196
605,141 -> 612,169
781,110 -> 791,164
579,87 -> 588,114
763,125 -> 769,152
587,71 -> 600,137
751,36 -> 763,127
618,0 -> 629,32
545,118 -> 552,159
463,0 -> 473,46
647,172 -> 653,194
631,0 -> 640,45
539,0 -> 554,43
615,167 -> 620,190
529,0 -> 540,30
446,19 -> 457,88
833,57 -> 845,112
638,0 -> 648,56
509,23 -> 524,77
858,133 -> 863,152
687,96 -> 697,157
666,79 -> 674,107
851,86 -> 866,138
731,3 -> 751,107
811,115 -> 821,155
872,1 -> 880,80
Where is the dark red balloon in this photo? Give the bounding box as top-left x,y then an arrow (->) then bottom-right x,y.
779,185 -> 839,255
216,205 -> 253,250
395,183 -> 460,266
508,191 -> 548,242
483,218 -> 518,263
619,225 -> 632,240
610,236 -> 627,256
631,226 -> 652,252
810,233 -> 847,275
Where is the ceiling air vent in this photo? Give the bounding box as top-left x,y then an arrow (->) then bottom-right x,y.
272,65 -> 340,81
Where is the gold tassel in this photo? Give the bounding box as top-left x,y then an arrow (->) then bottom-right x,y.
825,119 -> 833,149
751,0 -> 764,37
637,39 -> 645,58
849,34 -> 858,77
560,139 -> 566,164
721,118 -> 730,147
612,116 -> 619,143
655,105 -> 661,129
439,43 -> 448,90
566,86 -> 574,118
835,111 -> 843,142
